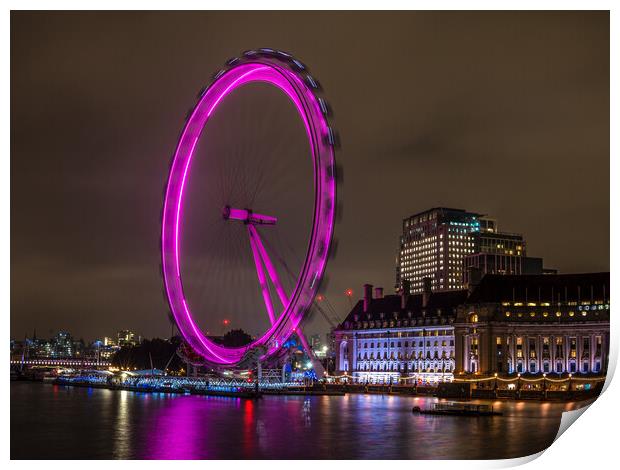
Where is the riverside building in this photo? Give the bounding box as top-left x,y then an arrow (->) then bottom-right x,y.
333,281 -> 468,384
454,272 -> 610,375
334,272 -> 609,383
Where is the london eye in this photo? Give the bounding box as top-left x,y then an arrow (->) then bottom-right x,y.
161,49 -> 338,369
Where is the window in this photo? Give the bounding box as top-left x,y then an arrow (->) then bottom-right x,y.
570,338 -> 577,358
595,336 -> 602,356
583,337 -> 590,354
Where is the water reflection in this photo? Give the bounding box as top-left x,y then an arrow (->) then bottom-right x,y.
114,390 -> 131,459
146,394 -> 207,459
11,382 -> 595,460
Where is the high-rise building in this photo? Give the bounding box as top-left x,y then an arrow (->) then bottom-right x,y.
397,208 -> 551,293
51,331 -> 74,357
463,219 -> 556,285
396,208 -> 481,293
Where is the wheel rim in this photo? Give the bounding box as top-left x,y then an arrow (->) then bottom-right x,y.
161,53 -> 336,366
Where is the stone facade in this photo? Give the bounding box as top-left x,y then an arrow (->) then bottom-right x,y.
333,282 -> 467,384
334,273 -> 610,383
454,273 -> 610,375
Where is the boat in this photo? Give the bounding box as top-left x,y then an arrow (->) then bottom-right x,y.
412,401 -> 502,416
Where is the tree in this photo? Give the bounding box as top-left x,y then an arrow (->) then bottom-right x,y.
219,329 -> 253,348
111,336 -> 184,372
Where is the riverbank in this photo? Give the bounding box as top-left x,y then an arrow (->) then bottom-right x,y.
53,377 -> 264,399
43,376 -> 604,402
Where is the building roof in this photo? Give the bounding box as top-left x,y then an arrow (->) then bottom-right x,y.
337,290 -> 469,330
466,272 -> 610,304
404,207 -> 483,221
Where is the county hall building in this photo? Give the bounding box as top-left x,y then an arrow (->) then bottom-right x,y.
333,272 -> 610,383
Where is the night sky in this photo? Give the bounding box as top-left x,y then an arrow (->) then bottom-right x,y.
11,11 -> 609,342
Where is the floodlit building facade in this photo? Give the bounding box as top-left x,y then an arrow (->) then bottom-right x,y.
454,272 -> 610,375
333,281 -> 468,384
335,273 -> 610,383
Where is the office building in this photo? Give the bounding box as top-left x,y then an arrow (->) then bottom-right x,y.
396,208 -> 480,293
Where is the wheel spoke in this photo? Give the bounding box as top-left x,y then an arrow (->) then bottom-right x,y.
247,224 -> 289,308
247,226 -> 276,325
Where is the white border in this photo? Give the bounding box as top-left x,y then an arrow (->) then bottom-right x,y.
4,2 -> 616,468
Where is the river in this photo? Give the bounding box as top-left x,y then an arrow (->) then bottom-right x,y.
10,381 -> 592,459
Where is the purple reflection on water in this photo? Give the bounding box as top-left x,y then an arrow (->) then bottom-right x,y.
11,383 -> 596,460
144,395 -> 210,459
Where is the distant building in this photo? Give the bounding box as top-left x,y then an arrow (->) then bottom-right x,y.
90,340 -> 119,361
397,207 -> 552,293
310,334 -> 330,359
51,331 -> 75,357
310,334 -> 322,350
334,272 -> 610,383
117,330 -> 141,347
10,331 -> 116,363
463,220 -> 554,285
396,208 -> 480,293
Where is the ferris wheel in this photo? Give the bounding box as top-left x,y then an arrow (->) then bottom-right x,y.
161,49 -> 338,369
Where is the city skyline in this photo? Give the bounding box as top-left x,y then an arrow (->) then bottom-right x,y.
11,11 -> 609,341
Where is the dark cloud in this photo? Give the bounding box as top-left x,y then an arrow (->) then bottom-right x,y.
11,11 -> 609,341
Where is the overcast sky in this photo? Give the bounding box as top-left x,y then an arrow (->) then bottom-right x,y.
11,11 -> 609,341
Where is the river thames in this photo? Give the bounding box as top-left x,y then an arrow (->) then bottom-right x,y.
11,382 -> 592,459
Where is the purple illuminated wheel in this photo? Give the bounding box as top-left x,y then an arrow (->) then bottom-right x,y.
161,49 -> 337,367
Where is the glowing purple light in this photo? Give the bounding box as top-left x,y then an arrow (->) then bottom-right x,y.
161,55 -> 336,366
